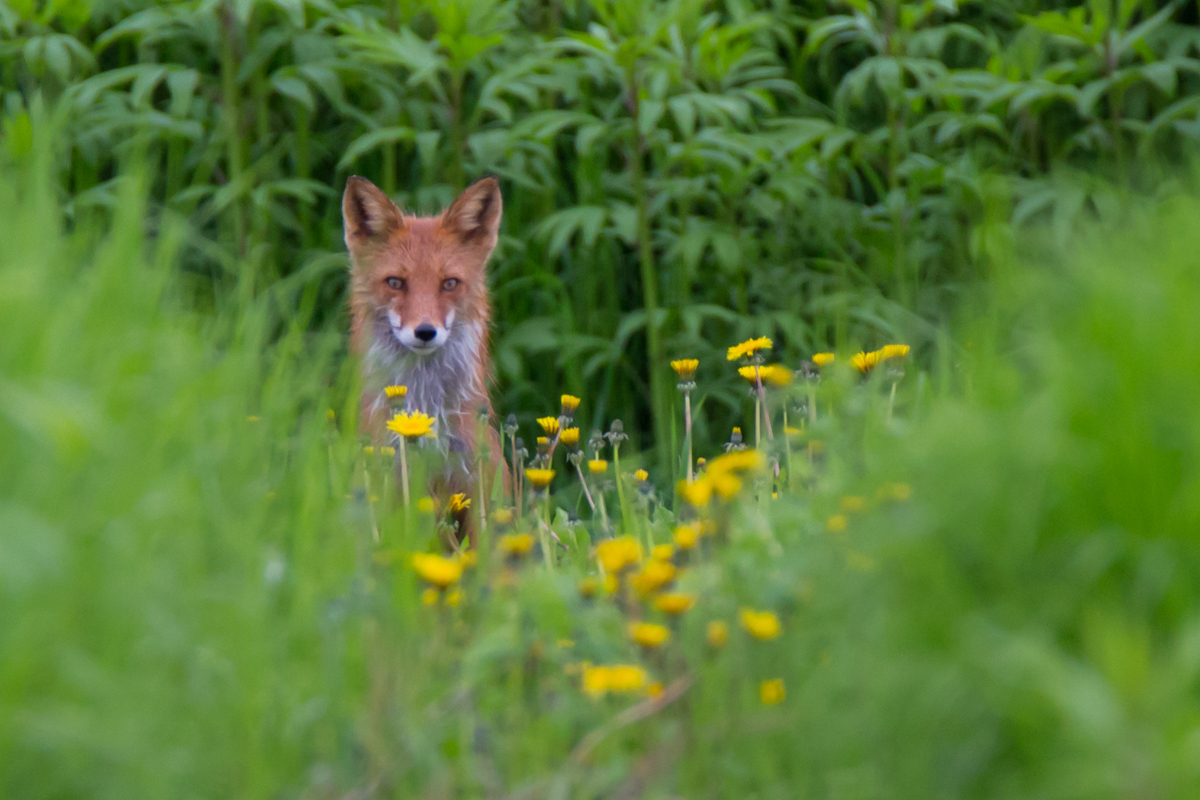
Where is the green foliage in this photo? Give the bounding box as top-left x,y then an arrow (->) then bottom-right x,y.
6,126 -> 1200,797
5,0 -> 1200,465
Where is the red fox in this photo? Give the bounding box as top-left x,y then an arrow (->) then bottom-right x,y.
342,175 -> 505,533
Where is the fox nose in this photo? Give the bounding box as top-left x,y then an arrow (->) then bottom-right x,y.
413,324 -> 437,343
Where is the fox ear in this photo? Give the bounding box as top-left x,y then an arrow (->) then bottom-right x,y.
442,177 -> 502,250
343,176 -> 403,249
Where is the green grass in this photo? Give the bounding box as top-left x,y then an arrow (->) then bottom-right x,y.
5,136 -> 1200,799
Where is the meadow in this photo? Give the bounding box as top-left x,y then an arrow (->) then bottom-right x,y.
5,1 -> 1200,798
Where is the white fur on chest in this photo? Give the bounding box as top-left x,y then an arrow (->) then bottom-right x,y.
363,315 -> 485,440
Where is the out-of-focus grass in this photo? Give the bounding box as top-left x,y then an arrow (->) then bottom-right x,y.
5,148 -> 1200,800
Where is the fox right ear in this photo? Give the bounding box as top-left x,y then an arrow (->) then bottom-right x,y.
342,176 -> 403,249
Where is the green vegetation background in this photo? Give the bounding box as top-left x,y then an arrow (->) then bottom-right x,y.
5,0 -> 1200,798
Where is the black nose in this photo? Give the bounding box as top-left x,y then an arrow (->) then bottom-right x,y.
414,324 -> 437,343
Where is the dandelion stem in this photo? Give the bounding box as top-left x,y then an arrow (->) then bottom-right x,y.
684,392 -> 693,484
574,462 -> 598,515
808,384 -> 817,426
783,405 -> 794,494
399,436 -> 410,508
753,367 -> 774,441
363,459 -> 380,542
887,380 -> 898,424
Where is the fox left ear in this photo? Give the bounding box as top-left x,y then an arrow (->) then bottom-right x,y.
442,177 -> 502,251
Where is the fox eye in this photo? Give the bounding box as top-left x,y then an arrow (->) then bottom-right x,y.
441,278 -> 460,291
385,277 -> 405,291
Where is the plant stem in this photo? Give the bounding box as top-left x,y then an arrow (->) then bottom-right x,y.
684,391 -> 693,483
754,368 -> 774,440
399,436 -> 410,508
575,462 -> 598,515
887,380 -> 898,425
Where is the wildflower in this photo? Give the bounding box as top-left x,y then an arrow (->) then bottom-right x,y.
812,352 -> 835,367
595,536 -> 641,574
878,482 -> 912,501
785,426 -> 802,436
491,508 -> 514,525
630,559 -> 676,595
851,350 -> 882,374
880,344 -> 910,360
840,496 -> 866,513
708,449 -> 765,476
629,622 -> 670,648
380,446 -> 396,456
445,588 -> 463,607
604,419 -> 628,446
504,413 -> 519,436
710,472 -> 743,499
760,678 -> 786,705
651,544 -> 675,561
537,416 -> 560,436
655,592 -> 695,615
560,427 -> 580,447
706,620 -> 729,648
412,553 -> 463,589
671,359 -> 699,380
387,410 -> 436,439
588,459 -> 608,474
739,608 -> 781,640
826,514 -> 848,533
695,457 -> 707,472
421,587 -> 439,605
525,468 -> 555,490
384,385 -> 407,399
603,573 -> 619,594
561,394 -> 581,415
678,477 -> 714,506
646,682 -> 664,698
727,336 -> 773,361
417,497 -> 436,514
579,577 -> 599,598
457,550 -> 478,568
582,664 -> 648,698
498,533 -> 535,557
363,446 -> 375,454
448,493 -> 471,513
673,524 -> 699,550
634,469 -> 649,482
738,364 -> 791,386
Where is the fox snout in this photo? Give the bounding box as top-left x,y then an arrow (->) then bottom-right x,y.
386,309 -> 454,353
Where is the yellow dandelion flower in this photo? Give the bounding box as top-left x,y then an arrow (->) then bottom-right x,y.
760,678 -> 786,705
670,359 -> 699,380
851,350 -> 882,374
711,471 -> 743,500
878,482 -> 912,501
646,682 -> 664,698
448,493 -> 471,513
560,394 -> 581,413
707,620 -> 729,648
421,587 -> 439,605
595,536 -> 641,574
727,336 -> 773,361
655,592 -> 696,615
412,553 -> 463,589
785,426 -> 802,436
678,476 -> 714,506
498,533 -> 535,557
630,559 -> 676,595
731,427 -> 742,435
588,459 -> 608,474
629,622 -> 670,648
634,469 -> 649,482
387,410 -> 436,439
738,364 -> 791,386
603,573 -> 619,594
826,514 -> 848,533
812,352 -> 835,367
445,588 -> 463,607
560,427 -> 580,447
416,497 -> 436,514
840,495 -> 866,513
708,449 -> 765,476
607,664 -> 649,693
579,576 -> 599,598
536,436 -> 549,446
491,508 -> 514,525
739,608 -> 781,640
537,416 -> 560,435
651,543 -> 675,561
380,446 -> 396,456
880,343 -> 910,360
673,524 -> 699,550
384,385 -> 407,398
525,468 -> 555,490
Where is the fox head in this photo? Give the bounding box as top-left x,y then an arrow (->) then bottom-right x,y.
342,176 -> 502,355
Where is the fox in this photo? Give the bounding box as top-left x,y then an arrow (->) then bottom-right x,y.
341,175 -> 506,537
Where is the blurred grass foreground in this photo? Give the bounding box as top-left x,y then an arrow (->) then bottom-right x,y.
6,132 -> 1200,800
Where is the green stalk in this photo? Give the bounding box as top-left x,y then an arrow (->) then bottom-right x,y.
399,436 -> 411,508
